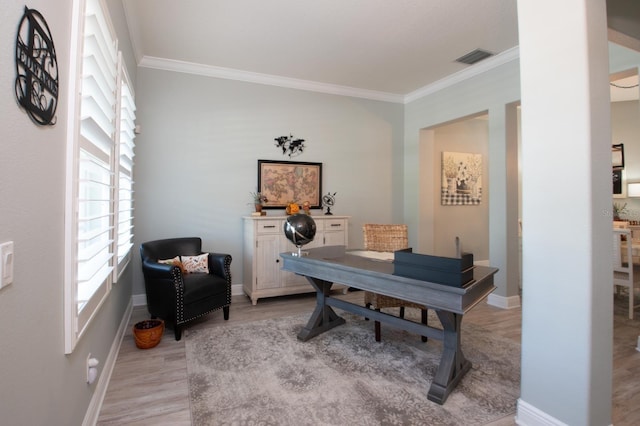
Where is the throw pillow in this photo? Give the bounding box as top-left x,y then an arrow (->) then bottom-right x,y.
181,253 -> 209,274
158,256 -> 185,273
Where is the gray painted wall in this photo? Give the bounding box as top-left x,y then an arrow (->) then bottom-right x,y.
404,59 -> 521,300
609,44 -> 640,225
0,1 -> 135,424
105,0 -> 137,85
611,100 -> 640,218
432,118 -> 490,260
131,68 -> 405,295
1,0 -> 638,424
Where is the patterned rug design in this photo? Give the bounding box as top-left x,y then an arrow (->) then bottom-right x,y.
185,311 -> 520,425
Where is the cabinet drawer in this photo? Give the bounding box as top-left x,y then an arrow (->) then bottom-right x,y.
256,220 -> 282,234
324,219 -> 346,230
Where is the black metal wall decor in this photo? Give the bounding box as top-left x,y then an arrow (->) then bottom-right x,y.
275,134 -> 306,158
15,6 -> 59,126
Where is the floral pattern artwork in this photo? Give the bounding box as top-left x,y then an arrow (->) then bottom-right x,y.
258,160 -> 322,209
442,151 -> 482,205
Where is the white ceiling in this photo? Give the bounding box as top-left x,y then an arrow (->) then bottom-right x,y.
122,1 -> 640,103
611,75 -> 640,102
122,0 -> 519,101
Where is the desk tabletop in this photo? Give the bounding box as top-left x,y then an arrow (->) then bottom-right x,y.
281,245 -> 498,314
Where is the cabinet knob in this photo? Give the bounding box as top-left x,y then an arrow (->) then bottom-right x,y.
276,259 -> 279,263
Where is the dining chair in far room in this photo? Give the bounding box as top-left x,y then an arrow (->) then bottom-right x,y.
613,228 -> 640,319
362,224 -> 429,342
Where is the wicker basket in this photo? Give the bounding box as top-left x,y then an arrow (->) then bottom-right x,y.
133,319 -> 164,349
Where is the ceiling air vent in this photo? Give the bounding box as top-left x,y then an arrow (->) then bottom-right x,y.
455,49 -> 494,65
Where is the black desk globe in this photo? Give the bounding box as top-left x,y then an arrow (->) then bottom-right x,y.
284,214 -> 316,256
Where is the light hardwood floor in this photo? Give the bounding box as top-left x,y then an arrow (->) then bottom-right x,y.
97,290 -> 639,425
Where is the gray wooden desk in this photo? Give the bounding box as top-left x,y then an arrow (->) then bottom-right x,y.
280,245 -> 498,404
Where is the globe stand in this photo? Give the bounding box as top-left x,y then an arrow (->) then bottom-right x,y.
284,214 -> 316,258
291,246 -> 308,257
321,192 -> 336,216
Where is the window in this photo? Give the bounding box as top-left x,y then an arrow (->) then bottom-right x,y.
65,0 -> 135,353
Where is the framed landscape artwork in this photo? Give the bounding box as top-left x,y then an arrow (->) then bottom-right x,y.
258,160 -> 323,209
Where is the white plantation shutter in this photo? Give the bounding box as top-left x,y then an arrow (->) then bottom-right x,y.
77,150 -> 113,308
77,0 -> 117,314
115,61 -> 136,275
66,0 -> 121,353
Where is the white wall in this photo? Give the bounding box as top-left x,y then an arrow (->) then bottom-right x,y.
517,1 -> 611,424
131,67 -> 405,295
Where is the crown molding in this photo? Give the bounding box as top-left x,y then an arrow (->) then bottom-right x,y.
608,28 -> 640,53
139,56 -> 405,103
139,46 -> 520,105
403,46 -> 520,104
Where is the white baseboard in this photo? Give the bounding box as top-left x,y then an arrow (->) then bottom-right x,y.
82,299 -> 133,426
473,260 -> 521,310
132,293 -> 147,306
487,292 -> 521,309
516,399 -> 568,426
232,283 -> 244,296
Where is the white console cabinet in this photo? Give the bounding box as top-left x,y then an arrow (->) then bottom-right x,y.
243,215 -> 349,305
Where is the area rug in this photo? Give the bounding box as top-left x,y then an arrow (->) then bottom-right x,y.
185,311 -> 520,426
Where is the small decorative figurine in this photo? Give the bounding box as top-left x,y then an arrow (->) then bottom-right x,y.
322,192 -> 336,215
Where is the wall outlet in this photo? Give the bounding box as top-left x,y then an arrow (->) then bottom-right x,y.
87,353 -> 99,384
0,241 -> 14,289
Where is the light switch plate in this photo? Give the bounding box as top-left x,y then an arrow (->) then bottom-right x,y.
0,241 -> 14,288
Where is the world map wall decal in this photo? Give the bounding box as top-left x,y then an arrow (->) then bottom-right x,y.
14,6 -> 59,126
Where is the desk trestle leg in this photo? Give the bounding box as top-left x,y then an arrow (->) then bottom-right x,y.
427,310 -> 472,404
297,277 -> 346,341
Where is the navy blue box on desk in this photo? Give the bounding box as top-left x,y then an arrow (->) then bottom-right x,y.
393,248 -> 474,287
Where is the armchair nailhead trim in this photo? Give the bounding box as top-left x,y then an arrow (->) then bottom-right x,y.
172,267 -> 185,323
173,254 -> 233,326
224,255 -> 232,305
